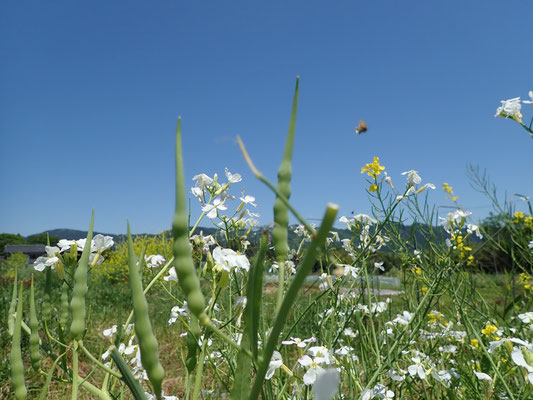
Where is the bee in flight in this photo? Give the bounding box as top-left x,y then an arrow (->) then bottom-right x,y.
355,119 -> 367,134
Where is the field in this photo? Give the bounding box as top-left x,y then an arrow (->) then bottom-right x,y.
1,87 -> 532,400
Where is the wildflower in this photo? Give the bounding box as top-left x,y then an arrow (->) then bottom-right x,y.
224,168 -> 242,183
239,195 -> 257,207
495,97 -> 523,123
408,356 -> 426,379
33,246 -> 60,272
374,261 -> 385,272
282,336 -> 317,348
402,170 -> 422,186
471,339 -> 479,348
266,351 -> 284,379
384,172 -> 394,189
191,186 -> 203,199
145,254 -> 166,269
514,211 -> 526,223
524,91 -> 533,104
212,247 -> 250,272
473,371 -> 492,382
341,264 -> 361,279
511,348 -> 533,384
481,323 -> 500,340
369,183 -> 378,192
163,266 -> 178,282
298,355 -> 325,385
202,198 -> 228,219
442,182 -> 458,201
192,173 -> 213,188
361,157 -> 385,179
93,234 -> 114,252
415,183 -> 436,194
168,303 -> 189,325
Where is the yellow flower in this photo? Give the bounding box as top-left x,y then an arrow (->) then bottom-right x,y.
514,211 -> 526,223
421,286 -> 428,295
471,339 -> 479,348
481,323 -> 499,339
443,183 -> 453,195
411,266 -> 422,275
369,183 -> 378,192
361,157 -> 385,179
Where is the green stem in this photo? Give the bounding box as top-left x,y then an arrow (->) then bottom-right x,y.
72,341 -> 79,400
78,340 -> 122,379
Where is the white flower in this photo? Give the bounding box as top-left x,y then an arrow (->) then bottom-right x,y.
408,357 -> 426,379
353,213 -> 377,225
518,312 -> 533,324
93,234 -> 114,252
511,348 -> 533,384
225,168 -> 242,183
466,224 -> 483,239
239,195 -> 257,207
340,264 -> 360,279
312,369 -> 340,400
374,261 -> 385,272
402,170 -> 422,186
191,186 -> 203,199
266,351 -> 283,379
495,97 -> 522,122
103,325 -> 117,337
212,247 -> 250,272
33,246 -> 60,272
298,355 -> 325,385
145,254 -> 166,268
57,239 -> 76,253
202,198 -> 228,219
282,336 -> 317,348
192,173 -> 213,188
163,266 -> 178,282
523,91 -> 533,104
474,371 -> 492,382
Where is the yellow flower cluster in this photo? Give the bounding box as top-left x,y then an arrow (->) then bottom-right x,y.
361,157 -> 385,180
513,211 -> 533,228
428,311 -> 449,326
450,233 -> 474,265
481,323 -> 500,340
442,182 -> 458,202
519,273 -> 533,293
93,233 -> 172,283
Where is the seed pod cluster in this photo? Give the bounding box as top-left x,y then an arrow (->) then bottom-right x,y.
127,223 -> 165,399
70,211 -> 94,340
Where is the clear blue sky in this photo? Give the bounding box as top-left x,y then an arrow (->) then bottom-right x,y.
1,1 -> 532,236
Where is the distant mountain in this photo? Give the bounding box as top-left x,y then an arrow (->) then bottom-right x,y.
29,222 -> 469,249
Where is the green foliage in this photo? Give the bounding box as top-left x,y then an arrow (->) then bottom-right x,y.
0,233 -> 25,254
1,252 -> 28,269
95,233 -> 172,283
26,233 -> 59,246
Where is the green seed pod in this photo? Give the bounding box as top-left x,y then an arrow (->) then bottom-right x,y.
41,268 -> 52,322
29,276 -> 41,371
8,266 -> 18,336
185,315 -> 200,373
60,281 -> 69,328
70,211 -> 95,340
172,118 -> 208,324
127,223 -> 165,399
11,283 -> 27,400
272,77 -> 299,266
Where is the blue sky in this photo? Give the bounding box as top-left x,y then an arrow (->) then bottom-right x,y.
1,1 -> 532,236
